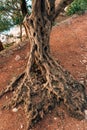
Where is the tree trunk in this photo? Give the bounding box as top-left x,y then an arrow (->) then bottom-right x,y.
0,0 -> 87,129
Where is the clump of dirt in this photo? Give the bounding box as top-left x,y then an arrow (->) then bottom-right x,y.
0,13 -> 87,130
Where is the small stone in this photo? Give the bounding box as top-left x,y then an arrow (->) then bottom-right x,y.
9,66 -> 12,68
54,117 -> 57,120
64,6 -> 69,12
20,124 -> 23,129
82,60 -> 87,64
79,80 -> 84,84
5,96 -> 8,99
15,55 -> 21,61
12,108 -> 18,112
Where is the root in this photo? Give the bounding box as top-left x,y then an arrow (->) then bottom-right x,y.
0,55 -> 87,129
0,72 -> 25,98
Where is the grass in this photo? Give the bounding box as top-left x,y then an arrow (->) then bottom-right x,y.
66,0 -> 87,15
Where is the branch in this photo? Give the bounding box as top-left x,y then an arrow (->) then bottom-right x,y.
45,0 -> 56,21
54,0 -> 74,20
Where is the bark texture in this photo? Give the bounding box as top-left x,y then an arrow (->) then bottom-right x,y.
0,0 -> 87,129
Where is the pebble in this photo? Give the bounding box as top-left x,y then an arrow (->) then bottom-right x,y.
54,117 -> 57,120
20,124 -> 23,129
12,108 -> 18,112
64,6 -> 69,12
79,80 -> 84,84
82,60 -> 87,64
5,96 -> 8,99
9,66 -> 12,68
15,55 -> 21,61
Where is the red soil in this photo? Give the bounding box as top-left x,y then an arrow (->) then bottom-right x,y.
0,13 -> 87,130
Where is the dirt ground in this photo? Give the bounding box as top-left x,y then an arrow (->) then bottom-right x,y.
0,13 -> 87,130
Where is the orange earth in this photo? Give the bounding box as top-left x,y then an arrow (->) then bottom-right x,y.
0,13 -> 87,130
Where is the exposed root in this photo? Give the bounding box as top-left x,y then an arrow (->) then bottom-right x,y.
0,72 -> 25,98
0,55 -> 87,129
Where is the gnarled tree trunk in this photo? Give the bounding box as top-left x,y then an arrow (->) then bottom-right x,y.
0,0 -> 87,129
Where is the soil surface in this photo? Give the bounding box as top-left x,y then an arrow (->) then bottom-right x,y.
0,13 -> 87,130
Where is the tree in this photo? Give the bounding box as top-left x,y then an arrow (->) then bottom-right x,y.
0,0 -> 31,38
0,0 -> 87,129
0,14 -> 11,32
0,0 -> 21,31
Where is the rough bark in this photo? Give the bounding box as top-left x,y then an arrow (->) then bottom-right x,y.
54,0 -> 74,19
0,0 -> 87,129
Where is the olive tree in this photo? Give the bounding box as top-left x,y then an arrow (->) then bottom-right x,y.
0,0 -> 87,129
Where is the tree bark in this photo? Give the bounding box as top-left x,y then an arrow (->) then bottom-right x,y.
0,0 -> 87,129
54,0 -> 74,19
